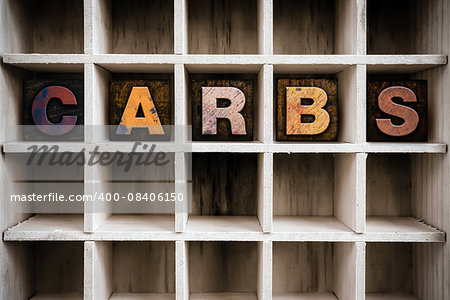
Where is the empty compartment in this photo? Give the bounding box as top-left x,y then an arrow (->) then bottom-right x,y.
367,154 -> 412,218
366,243 -> 422,299
187,153 -> 262,232
189,241 -> 258,298
93,152 -> 176,232
367,0 -> 445,54
273,0 -> 335,54
188,0 -> 258,54
92,241 -> 175,299
273,242 -> 359,299
26,242 -> 84,299
273,154 -> 355,233
103,0 -> 174,54
5,152 -> 84,226
5,0 -> 83,53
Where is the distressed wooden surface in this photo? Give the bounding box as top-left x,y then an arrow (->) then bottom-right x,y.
273,154 -> 334,216
273,242 -> 333,293
201,87 -> 247,136
109,78 -> 172,141
366,243 -> 413,294
113,242 -> 175,293
277,79 -> 338,141
367,80 -> 427,141
188,0 -> 257,54
191,76 -> 254,141
189,242 -> 257,292
27,0 -> 83,53
286,87 -> 331,135
192,153 -> 257,216
273,0 -> 335,54
112,0 -> 174,54
23,79 -> 84,141
367,154 -> 411,217
115,87 -> 164,135
34,242 -> 83,294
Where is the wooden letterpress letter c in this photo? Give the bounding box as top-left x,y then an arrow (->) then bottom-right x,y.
32,86 -> 78,135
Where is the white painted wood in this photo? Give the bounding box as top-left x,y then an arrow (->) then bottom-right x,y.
365,295 -> 417,300
257,0 -> 272,55
334,154 -> 362,233
257,153 -> 273,233
174,0 -> 188,55
186,216 -> 261,233
335,0 -> 359,54
336,65 -> 366,143
109,293 -> 175,300
3,54 -> 446,71
175,152 -> 188,233
90,241 -> 113,300
258,64 -> 273,143
337,65 -> 357,143
334,242 -> 362,300
176,241 -> 189,300
355,242 -> 366,300
273,216 -> 352,233
273,293 -> 337,300
3,141 -> 447,154
190,293 -> 257,300
257,241 -> 271,300
96,215 -> 174,232
30,294 -> 83,300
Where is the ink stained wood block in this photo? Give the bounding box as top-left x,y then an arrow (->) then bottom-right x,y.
23,79 -> 84,141
367,80 -> 427,142
191,75 -> 255,141
276,78 -> 338,141
109,79 -> 172,141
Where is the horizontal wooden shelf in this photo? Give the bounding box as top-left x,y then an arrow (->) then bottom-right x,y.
365,217 -> 445,242
2,54 -> 447,73
190,293 -> 257,300
96,214 -> 174,233
273,293 -> 338,300
273,216 -> 352,233
186,216 -> 262,233
109,293 -> 175,300
365,294 -> 418,300
3,142 -> 447,154
4,215 -> 444,242
30,293 -> 82,300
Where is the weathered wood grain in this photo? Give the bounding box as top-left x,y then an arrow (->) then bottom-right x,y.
367,80 -> 427,141
109,78 -> 172,141
192,153 -> 257,216
189,242 -> 257,292
113,242 -> 175,293
23,79 -> 84,141
191,75 -> 254,141
273,242 -> 333,293
276,78 -> 338,141
188,0 -> 257,54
